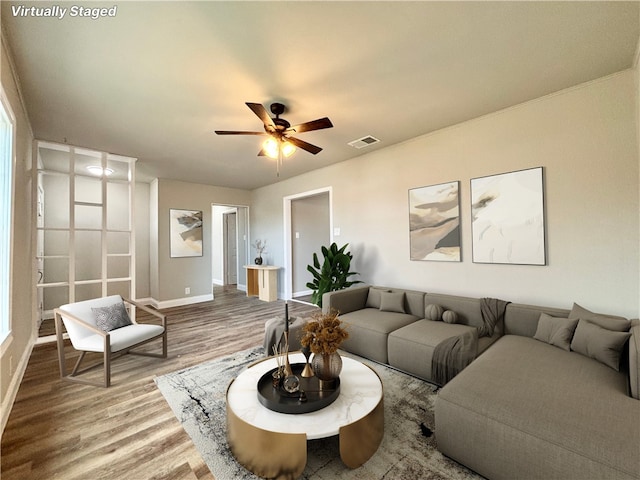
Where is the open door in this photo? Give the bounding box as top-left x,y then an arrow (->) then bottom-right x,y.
283,188 -> 332,301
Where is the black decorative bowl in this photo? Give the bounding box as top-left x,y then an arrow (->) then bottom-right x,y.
257,363 -> 340,414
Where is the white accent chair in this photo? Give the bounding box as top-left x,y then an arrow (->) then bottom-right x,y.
54,295 -> 167,387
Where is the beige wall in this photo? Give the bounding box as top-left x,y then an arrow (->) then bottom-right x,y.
252,71 -> 640,318
135,182 -> 151,299
150,179 -> 250,306
636,56 -> 640,312
1,36 -> 35,429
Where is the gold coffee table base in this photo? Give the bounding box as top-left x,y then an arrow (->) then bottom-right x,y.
226,356 -> 384,479
226,391 -> 384,479
339,396 -> 384,468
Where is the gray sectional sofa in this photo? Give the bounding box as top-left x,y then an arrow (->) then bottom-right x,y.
322,285 -> 503,384
322,285 -> 640,480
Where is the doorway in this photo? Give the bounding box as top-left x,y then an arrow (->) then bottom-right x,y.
223,211 -> 238,285
283,188 -> 332,301
212,204 -> 249,291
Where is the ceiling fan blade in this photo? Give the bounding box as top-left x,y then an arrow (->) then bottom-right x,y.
214,130 -> 266,135
287,136 -> 323,155
246,102 -> 275,130
289,117 -> 333,134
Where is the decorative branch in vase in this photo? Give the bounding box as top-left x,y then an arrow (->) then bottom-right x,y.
252,239 -> 267,265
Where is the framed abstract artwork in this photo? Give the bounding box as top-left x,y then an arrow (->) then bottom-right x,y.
470,167 -> 546,265
170,209 -> 203,258
409,181 -> 461,261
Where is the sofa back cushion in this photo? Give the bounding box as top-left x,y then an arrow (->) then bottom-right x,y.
568,302 -> 630,332
371,286 -> 425,318
504,303 -> 570,338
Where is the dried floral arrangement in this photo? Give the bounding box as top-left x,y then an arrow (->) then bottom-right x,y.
300,310 -> 349,355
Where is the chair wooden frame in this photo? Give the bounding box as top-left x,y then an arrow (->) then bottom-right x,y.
54,298 -> 167,388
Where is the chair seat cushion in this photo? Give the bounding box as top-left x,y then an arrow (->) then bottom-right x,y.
75,324 -> 165,353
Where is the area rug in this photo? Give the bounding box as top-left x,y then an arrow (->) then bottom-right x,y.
154,346 -> 483,480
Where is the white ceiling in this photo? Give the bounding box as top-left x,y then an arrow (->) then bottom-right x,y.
2,1 -> 639,190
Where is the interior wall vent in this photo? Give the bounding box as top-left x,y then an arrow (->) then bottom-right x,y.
348,135 -> 380,149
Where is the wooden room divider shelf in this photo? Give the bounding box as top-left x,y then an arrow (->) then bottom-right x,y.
244,265 -> 280,302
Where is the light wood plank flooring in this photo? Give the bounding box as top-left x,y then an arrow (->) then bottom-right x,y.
1,286 -> 319,480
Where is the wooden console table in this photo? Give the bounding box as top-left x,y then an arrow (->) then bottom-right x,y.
244,265 -> 280,302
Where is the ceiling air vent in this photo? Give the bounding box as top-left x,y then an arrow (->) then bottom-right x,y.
348,135 -> 380,149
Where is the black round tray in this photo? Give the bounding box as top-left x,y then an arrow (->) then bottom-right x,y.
257,363 -> 340,414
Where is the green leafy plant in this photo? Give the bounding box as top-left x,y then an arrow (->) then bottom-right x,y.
306,243 -> 362,307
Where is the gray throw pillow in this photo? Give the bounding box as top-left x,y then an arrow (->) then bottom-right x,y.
365,288 -> 389,309
570,319 -> 632,371
379,291 -> 406,314
442,310 -> 458,324
92,301 -> 132,332
533,313 -> 579,351
425,304 -> 444,321
568,303 -> 630,332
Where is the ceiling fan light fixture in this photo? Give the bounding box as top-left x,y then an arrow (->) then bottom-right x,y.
263,137 -> 296,159
263,137 -> 279,159
281,141 -> 296,157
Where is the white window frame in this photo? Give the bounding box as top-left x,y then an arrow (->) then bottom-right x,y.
0,86 -> 16,349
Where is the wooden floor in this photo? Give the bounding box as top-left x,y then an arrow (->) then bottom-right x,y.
1,286 -> 319,480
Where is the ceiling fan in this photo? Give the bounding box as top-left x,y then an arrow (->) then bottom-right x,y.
215,102 -> 333,158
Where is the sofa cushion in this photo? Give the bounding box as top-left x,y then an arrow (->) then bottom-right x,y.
436,335 -> 639,480
533,313 -> 578,351
388,320 -> 485,382
504,303 -> 571,338
338,308 -> 419,364
571,319 -> 632,371
380,291 -> 406,314
568,303 -> 630,332
365,287 -> 389,309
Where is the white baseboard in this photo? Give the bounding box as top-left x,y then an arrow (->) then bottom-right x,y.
149,293 -> 214,309
212,279 -> 224,286
133,297 -> 154,306
1,333 -> 36,436
293,289 -> 313,298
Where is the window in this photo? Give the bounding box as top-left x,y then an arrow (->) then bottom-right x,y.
0,87 -> 15,346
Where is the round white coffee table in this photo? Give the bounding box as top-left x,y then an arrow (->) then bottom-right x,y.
226,352 -> 384,479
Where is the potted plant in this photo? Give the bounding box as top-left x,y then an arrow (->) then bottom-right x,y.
306,242 -> 362,307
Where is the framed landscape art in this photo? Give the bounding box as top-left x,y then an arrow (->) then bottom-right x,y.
408,181 -> 461,262
170,209 -> 203,258
470,167 -> 546,265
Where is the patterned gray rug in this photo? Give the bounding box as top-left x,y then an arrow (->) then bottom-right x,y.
154,346 -> 482,480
